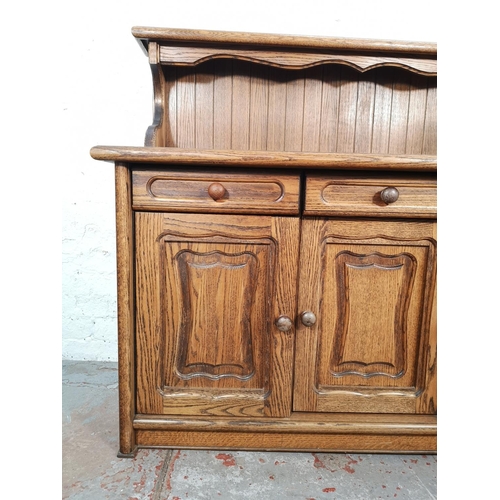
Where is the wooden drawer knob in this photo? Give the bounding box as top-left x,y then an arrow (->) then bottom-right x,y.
275,315 -> 293,332
380,186 -> 399,204
300,311 -> 317,327
208,182 -> 227,201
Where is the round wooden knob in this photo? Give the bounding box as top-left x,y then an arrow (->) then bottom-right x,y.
300,311 -> 317,327
208,182 -> 226,201
275,316 -> 293,332
380,186 -> 399,204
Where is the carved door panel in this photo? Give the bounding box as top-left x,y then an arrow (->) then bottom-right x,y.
293,218 -> 437,414
135,212 -> 299,418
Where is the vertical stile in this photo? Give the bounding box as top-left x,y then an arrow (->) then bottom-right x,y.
195,61 -> 214,149
267,67 -> 287,151
336,66 -> 359,153
231,60 -> 251,150
354,75 -> 376,153
284,72 -> 305,152
388,69 -> 411,154
302,66 -> 324,152
422,83 -> 437,155
371,67 -> 394,154
319,65 -> 341,153
249,64 -> 269,151
176,66 -> 196,148
213,60 -> 233,150
405,73 -> 430,154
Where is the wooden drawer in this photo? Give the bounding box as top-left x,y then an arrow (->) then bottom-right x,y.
132,168 -> 301,214
304,173 -> 436,218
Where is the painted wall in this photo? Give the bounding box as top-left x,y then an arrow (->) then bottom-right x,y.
60,0 -> 438,361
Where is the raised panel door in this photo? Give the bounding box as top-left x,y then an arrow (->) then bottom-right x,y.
293,218 -> 437,414
135,212 -> 300,417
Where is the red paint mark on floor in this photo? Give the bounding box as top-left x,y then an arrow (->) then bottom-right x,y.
382,485 -> 387,489
312,453 -> 339,472
313,453 -> 325,469
269,475 -> 275,480
426,462 -> 431,466
343,464 -> 355,474
411,459 -> 418,464
322,487 -> 337,493
183,476 -> 188,480
259,458 -> 265,463
165,450 -> 182,491
274,460 -> 286,465
215,453 -> 237,467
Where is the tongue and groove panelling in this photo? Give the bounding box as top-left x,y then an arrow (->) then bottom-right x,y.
156,60 -> 436,154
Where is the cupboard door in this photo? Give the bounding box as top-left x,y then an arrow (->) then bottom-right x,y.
293,218 -> 437,414
135,212 -> 299,417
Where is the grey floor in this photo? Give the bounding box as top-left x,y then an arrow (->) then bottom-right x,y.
62,360 -> 437,499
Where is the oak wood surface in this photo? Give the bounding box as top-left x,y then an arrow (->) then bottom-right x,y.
132,26 -> 437,55
133,412 -> 436,452
90,147 -> 437,171
134,412 -> 436,434
135,430 -> 436,453
304,172 -> 437,218
157,45 -> 436,75
114,164 -> 137,456
132,168 -> 300,214
293,219 -> 437,415
144,42 -> 166,147
146,63 -> 436,152
92,26 -> 438,455
135,212 -> 300,418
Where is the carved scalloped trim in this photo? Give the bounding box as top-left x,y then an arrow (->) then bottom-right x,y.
159,46 -> 437,75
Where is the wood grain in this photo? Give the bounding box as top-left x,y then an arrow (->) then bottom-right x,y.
135,212 -> 300,418
136,429 -> 436,453
114,163 -> 137,456
157,45 -> 437,75
143,61 -> 437,153
134,411 -> 437,434
90,147 -> 437,171
132,26 -> 437,55
293,219 -> 437,414
93,27 -> 438,455
304,172 -> 437,217
131,168 -> 301,214
134,411 -> 436,452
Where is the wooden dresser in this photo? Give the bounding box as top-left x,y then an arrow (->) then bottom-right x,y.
91,26 -> 437,457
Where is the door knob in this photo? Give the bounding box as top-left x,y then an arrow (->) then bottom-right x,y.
275,315 -> 293,332
300,311 -> 317,327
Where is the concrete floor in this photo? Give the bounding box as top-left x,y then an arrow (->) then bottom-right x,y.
62,360 -> 437,499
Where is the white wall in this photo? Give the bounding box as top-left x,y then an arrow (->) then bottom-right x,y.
59,0 -> 439,361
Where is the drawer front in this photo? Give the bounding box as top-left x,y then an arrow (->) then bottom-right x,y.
132,168 -> 300,214
304,173 -> 436,218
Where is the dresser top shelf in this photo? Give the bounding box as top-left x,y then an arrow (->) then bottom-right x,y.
90,146 -> 437,172
132,26 -> 436,76
132,26 -> 436,55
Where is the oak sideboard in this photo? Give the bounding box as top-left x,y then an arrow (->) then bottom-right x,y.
91,26 -> 437,457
